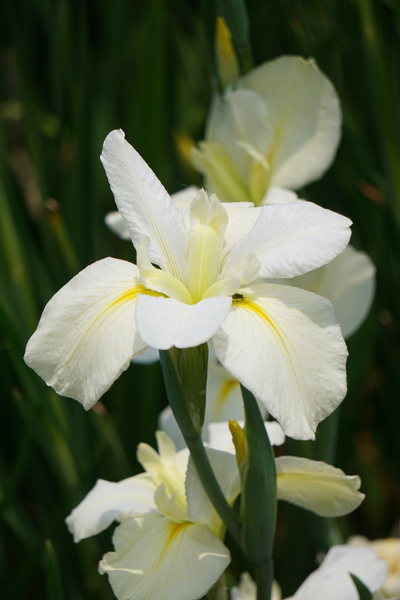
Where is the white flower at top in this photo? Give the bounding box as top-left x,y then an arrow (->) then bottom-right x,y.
24,129 -> 351,440
191,55 -> 341,206
231,546 -> 389,600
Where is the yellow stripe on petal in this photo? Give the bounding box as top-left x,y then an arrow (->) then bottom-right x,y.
212,283 -> 348,440
24,258 -> 159,409
99,513 -> 230,600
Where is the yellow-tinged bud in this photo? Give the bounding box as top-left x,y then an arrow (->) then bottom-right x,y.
216,17 -> 240,87
229,420 -> 248,472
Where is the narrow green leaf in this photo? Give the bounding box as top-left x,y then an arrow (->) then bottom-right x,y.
240,385 -> 276,565
44,539 -> 65,600
350,574 -> 373,600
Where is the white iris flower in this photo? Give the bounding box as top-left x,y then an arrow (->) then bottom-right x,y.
24,129 -> 351,440
231,546 -> 389,600
66,433 -> 365,600
191,55 -> 341,206
66,431 -> 236,600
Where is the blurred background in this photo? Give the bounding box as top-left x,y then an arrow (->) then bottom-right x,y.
0,0 -> 399,598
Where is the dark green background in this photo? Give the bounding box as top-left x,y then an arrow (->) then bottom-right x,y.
0,0 -> 399,597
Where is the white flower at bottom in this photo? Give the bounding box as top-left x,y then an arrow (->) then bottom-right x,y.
231,546 -> 388,600
66,432 -> 238,600
348,536 -> 400,598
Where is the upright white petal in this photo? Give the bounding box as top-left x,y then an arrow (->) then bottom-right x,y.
65,476 -> 156,542
291,545 -> 388,600
276,457 -> 364,517
183,190 -> 228,303
290,245 -> 376,339
99,513 -> 230,600
136,294 -> 232,349
24,258 -> 154,409
213,283 -> 348,440
225,89 -> 273,157
186,448 -> 240,536
225,201 -> 352,280
101,130 -> 188,279
239,56 -> 342,191
136,432 -> 188,506
104,186 -> 198,241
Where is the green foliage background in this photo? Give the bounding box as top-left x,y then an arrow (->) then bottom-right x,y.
0,0 -> 399,598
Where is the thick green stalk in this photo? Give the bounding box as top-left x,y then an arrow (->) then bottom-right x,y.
255,561 -> 273,600
159,348 -> 242,545
240,385 -> 276,600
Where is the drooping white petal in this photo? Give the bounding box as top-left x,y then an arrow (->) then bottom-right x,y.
136,294 -> 232,350
290,245 -> 376,339
212,283 -> 348,440
291,545 -> 388,600
275,457 -> 364,517
99,513 -> 231,600
24,258 -> 155,409
186,447 -> 240,536
207,420 -> 285,454
65,476 -> 156,542
225,201 -> 352,280
101,130 -> 188,279
239,56 -> 342,191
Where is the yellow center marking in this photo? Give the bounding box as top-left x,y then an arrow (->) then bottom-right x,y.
167,522 -> 189,544
215,379 -> 239,418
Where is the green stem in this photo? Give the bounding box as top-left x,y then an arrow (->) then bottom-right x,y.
183,434 -> 242,546
159,348 -> 242,546
255,560 -> 273,600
